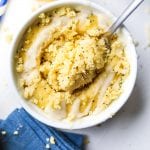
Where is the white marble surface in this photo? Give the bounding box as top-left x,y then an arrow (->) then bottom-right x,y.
0,0 -> 150,149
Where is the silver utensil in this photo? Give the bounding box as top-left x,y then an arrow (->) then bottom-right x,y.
108,0 -> 144,34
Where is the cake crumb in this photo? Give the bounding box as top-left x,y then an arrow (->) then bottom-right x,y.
45,143 -> 50,149
1,131 -> 7,135
1,26 -> 13,43
32,98 -> 38,104
39,13 -> 46,19
46,137 -> 49,142
13,130 -> 19,135
50,136 -> 55,144
5,33 -> 13,44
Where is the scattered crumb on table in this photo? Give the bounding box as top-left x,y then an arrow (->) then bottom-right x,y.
1,130 -> 7,135
5,33 -> 13,44
13,130 -> 19,135
45,143 -> 50,149
1,26 -> 13,44
50,136 -> 55,144
46,137 -> 49,142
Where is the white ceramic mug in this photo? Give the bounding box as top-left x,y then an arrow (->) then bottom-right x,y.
10,0 -> 137,129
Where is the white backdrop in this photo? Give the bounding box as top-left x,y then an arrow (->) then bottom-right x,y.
0,0 -> 150,149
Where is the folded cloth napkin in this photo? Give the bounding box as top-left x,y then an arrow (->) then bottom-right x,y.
0,108 -> 84,150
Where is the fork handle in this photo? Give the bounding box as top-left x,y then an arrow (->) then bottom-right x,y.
108,0 -> 144,34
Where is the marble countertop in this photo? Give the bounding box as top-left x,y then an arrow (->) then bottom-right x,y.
0,0 -> 150,149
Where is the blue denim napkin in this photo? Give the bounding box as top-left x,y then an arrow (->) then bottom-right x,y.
0,108 -> 84,150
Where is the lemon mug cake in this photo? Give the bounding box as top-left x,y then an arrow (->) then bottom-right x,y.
15,6 -> 129,121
